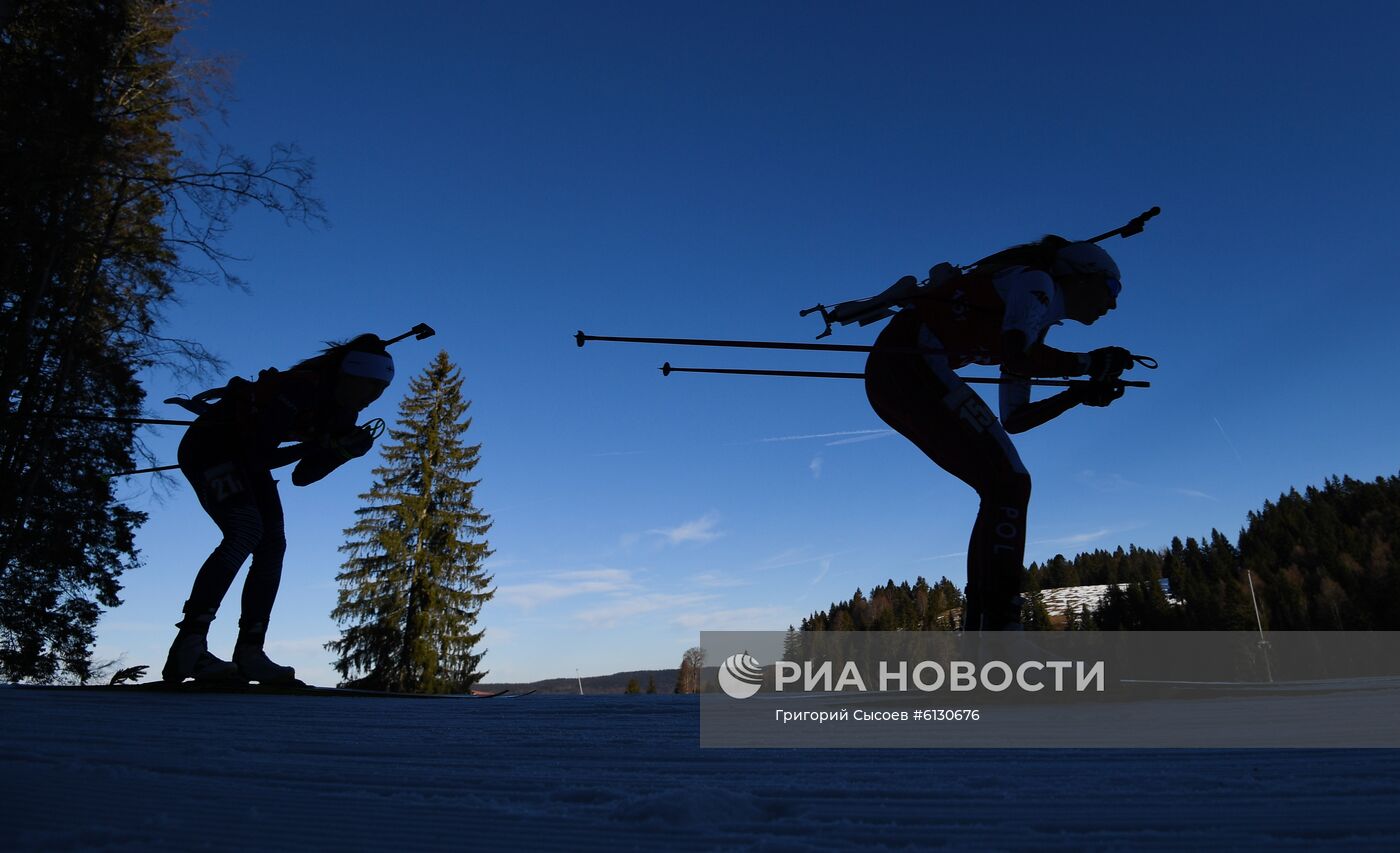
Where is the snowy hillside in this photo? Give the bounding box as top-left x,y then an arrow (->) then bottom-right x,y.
1039,579 -> 1176,621
4,687 -> 1399,851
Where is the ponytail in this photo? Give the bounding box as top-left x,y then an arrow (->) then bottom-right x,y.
970,235 -> 1070,274
287,334 -> 387,378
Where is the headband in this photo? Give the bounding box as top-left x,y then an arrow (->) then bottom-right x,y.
341,351 -> 394,384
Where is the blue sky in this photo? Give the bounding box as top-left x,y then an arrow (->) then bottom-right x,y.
97,1 -> 1400,684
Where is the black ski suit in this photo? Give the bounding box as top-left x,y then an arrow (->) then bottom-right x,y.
863,267 -> 1087,631
176,368 -> 367,627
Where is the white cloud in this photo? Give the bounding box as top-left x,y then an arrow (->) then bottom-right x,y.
96,621 -> 172,633
914,550 -> 967,563
1077,471 -> 1221,503
825,430 -> 896,446
754,548 -> 843,571
482,625 -> 516,645
1172,488 -> 1220,501
1076,470 -> 1141,492
690,571 -> 752,589
574,593 -> 717,628
486,557 -> 527,570
495,568 -> 636,610
1031,529 -> 1112,547
671,605 -> 792,631
756,547 -> 806,569
552,569 -> 632,584
760,429 -> 888,443
648,511 -> 722,545
265,634 -> 338,655
494,582 -> 591,609
809,456 -> 824,478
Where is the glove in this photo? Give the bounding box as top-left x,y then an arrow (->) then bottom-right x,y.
1086,346 -> 1133,381
1071,380 -> 1125,408
289,426 -> 376,486
335,425 -> 375,460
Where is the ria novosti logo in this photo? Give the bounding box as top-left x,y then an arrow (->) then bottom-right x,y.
717,653 -> 764,699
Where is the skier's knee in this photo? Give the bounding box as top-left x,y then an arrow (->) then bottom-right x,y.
218,506 -> 264,562
1008,471 -> 1031,507
987,470 -> 1031,510
254,527 -> 286,562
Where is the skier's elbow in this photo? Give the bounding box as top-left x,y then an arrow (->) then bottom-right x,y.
1002,417 -> 1031,435
1000,406 -> 1031,434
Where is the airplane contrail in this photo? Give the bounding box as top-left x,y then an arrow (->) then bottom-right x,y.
1213,416 -> 1245,464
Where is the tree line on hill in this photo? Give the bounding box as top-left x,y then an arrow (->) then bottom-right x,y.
801,474 -> 1400,631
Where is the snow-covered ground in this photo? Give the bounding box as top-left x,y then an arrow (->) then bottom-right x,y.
1038,580 -> 1176,622
4,688 -> 1399,851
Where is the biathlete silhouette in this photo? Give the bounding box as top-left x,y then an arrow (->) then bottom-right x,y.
861,235 -> 1144,631
160,324 -> 433,684
575,209 -> 1159,633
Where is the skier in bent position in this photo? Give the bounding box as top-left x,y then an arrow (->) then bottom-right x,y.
863,236 -> 1133,631
163,335 -> 393,683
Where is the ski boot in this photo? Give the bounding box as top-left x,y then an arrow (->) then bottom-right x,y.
233,620 -> 297,684
162,607 -> 239,683
960,594 -> 1023,635
999,594 -> 1027,632
974,594 -> 1061,675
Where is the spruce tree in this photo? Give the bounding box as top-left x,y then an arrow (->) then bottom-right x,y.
1027,590 -> 1054,630
326,352 -> 493,693
782,625 -> 803,661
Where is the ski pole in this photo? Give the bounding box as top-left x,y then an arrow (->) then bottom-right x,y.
659,363 -> 1150,388
109,464 -> 181,477
662,363 -> 865,380
580,330 -> 971,358
578,330 -> 892,354
42,413 -> 197,427
580,332 -> 1157,372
